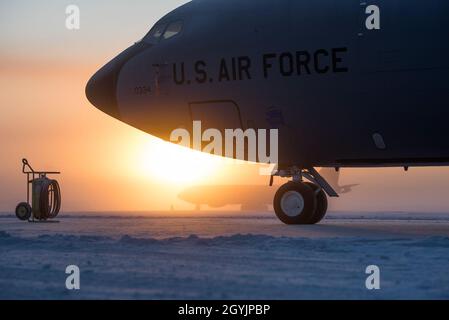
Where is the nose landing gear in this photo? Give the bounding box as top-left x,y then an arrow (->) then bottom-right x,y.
272,168 -> 338,225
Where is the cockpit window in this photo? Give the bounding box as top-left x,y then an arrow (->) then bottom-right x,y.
143,23 -> 167,43
142,20 -> 183,44
163,21 -> 183,39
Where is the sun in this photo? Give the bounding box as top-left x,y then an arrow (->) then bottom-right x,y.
136,138 -> 222,185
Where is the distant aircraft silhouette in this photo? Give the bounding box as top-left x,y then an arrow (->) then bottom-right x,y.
178,185 -> 274,212
318,168 -> 359,194
178,169 -> 358,211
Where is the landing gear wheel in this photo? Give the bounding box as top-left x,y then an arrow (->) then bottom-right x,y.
15,202 -> 32,221
304,182 -> 328,224
274,182 -> 317,225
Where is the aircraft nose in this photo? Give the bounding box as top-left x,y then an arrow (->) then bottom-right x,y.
86,42 -> 151,119
86,62 -> 120,118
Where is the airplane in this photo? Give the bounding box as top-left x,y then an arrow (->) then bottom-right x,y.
319,168 -> 359,195
178,169 -> 357,211
178,185 -> 275,212
86,0 -> 449,225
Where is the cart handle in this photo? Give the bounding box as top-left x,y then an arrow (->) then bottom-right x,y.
22,159 -> 35,174
22,158 -> 60,175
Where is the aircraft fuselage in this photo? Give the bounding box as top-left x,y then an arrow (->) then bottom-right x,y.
87,0 -> 449,169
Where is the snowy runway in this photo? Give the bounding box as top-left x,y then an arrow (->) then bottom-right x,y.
1,212 -> 448,299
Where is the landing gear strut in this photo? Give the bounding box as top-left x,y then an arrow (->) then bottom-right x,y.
272,168 -> 338,225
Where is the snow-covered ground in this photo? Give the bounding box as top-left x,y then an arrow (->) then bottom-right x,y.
1,212 -> 449,300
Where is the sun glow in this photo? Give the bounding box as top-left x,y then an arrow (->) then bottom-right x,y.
136,138 -> 222,185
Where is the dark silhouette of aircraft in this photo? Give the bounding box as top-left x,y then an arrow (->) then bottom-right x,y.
87,0 -> 449,224
178,169 -> 358,211
178,185 -> 275,212
319,168 -> 359,194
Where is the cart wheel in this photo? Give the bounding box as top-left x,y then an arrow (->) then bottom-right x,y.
15,202 -> 32,221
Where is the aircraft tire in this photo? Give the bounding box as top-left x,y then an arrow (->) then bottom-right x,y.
304,182 -> 328,224
274,182 -> 317,225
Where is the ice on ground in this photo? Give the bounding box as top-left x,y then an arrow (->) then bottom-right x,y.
0,212 -> 449,300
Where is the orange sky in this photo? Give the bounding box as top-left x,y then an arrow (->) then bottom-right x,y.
1,1 -> 449,213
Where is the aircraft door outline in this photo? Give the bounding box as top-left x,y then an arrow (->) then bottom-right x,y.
188,100 -> 245,131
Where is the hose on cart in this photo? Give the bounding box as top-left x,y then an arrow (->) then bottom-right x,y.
39,178 -> 61,219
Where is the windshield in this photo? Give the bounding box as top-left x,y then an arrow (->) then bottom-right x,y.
163,21 -> 183,39
142,20 -> 183,44
142,24 -> 167,43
